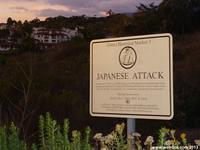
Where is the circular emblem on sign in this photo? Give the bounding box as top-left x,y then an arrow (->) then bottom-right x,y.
119,46 -> 137,69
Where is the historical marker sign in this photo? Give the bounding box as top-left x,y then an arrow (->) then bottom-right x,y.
90,33 -> 173,120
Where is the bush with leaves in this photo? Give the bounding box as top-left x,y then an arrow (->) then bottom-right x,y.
38,112 -> 92,150
0,122 -> 27,150
0,113 -> 200,150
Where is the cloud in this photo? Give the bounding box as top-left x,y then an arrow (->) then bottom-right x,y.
0,0 -> 40,22
46,0 -> 134,13
11,6 -> 29,13
38,7 -> 107,18
47,0 -> 93,8
97,0 -> 137,13
0,0 -> 162,22
5,0 -> 35,1
40,0 -> 162,16
39,9 -> 78,17
47,0 -> 161,13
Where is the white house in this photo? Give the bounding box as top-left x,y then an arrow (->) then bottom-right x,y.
0,24 -> 16,51
0,23 -> 8,30
0,42 -> 15,51
31,27 -> 81,48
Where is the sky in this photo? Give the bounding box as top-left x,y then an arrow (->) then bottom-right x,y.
0,0 -> 162,23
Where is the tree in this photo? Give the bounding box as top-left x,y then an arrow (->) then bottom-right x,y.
136,2 -> 158,12
106,9 -> 114,16
17,37 -> 41,52
0,58 -> 38,140
125,0 -> 200,35
7,17 -> 13,26
30,18 -> 40,24
22,20 -> 32,36
158,0 -> 193,33
124,2 -> 161,35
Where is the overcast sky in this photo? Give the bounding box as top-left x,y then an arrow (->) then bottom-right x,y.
0,0 -> 162,22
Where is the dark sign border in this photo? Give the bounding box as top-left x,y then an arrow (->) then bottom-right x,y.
90,34 -> 173,119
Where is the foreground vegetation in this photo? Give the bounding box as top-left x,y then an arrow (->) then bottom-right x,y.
0,113 -> 199,150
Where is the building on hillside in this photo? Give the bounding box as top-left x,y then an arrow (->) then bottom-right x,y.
0,40 -> 16,51
0,23 -> 8,30
0,36 -> 17,51
31,27 -> 82,49
0,24 -> 17,51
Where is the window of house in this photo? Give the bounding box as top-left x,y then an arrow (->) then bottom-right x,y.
52,35 -> 56,39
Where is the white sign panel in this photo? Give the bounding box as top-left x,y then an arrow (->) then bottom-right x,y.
90,33 -> 173,120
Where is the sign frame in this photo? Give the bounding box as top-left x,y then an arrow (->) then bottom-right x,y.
90,33 -> 173,120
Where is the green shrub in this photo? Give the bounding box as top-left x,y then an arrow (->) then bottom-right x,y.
38,112 -> 92,150
0,113 -> 199,150
0,122 -> 27,150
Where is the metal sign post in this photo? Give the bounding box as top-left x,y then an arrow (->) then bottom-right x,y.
127,118 -> 136,134
127,118 -> 136,148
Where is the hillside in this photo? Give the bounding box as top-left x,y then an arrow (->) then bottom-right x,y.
0,31 -> 199,138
